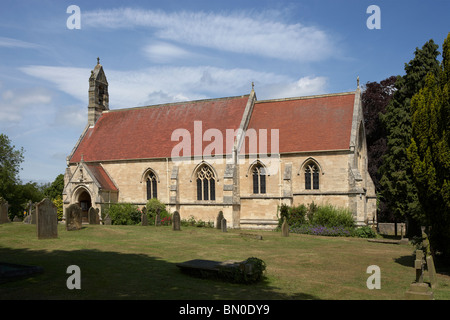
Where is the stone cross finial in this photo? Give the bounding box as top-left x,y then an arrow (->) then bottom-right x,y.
252,82 -> 254,90
97,57 -> 100,65
357,76 -> 360,88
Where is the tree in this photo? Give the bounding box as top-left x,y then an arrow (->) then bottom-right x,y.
378,40 -> 440,236
0,134 -> 24,199
408,33 -> 450,260
361,76 -> 397,221
0,134 -> 25,218
44,174 -> 64,199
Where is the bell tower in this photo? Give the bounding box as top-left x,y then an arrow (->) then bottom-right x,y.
88,57 -> 109,126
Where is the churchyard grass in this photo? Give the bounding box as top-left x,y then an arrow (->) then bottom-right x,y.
1,222 -> 449,300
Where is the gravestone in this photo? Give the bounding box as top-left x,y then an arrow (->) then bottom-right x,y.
23,214 -> 32,224
172,211 -> 181,231
155,209 -> 161,226
66,203 -> 82,231
13,215 -> 22,222
0,198 -> 10,224
36,198 -> 58,239
104,214 -> 112,225
281,217 -> 289,237
421,231 -> 438,289
426,255 -> 438,289
405,249 -> 434,300
88,207 -> 100,224
141,212 -> 148,226
30,209 -> 37,224
221,218 -> 227,232
176,258 -> 265,283
216,211 -> 224,229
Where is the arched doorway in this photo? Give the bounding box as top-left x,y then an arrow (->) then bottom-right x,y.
78,190 -> 92,223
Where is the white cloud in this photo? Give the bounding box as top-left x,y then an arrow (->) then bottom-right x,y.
20,66 -> 89,103
0,36 -> 40,49
0,87 -> 52,123
143,42 -> 195,63
259,76 -> 328,100
83,8 -> 337,62
20,65 -> 328,109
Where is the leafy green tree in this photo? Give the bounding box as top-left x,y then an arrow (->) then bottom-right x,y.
44,174 -> 64,200
0,134 -> 26,218
0,134 -> 24,200
379,39 -> 440,236
408,33 -> 450,260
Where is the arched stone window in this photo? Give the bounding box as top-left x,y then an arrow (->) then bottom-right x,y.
304,162 -> 320,190
146,172 -> 158,200
196,165 -> 216,201
252,163 -> 266,194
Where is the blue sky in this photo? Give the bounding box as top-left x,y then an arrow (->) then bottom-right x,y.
0,0 -> 449,184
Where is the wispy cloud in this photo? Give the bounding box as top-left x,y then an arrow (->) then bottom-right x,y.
20,65 -> 328,108
0,37 -> 40,49
143,41 -> 197,63
0,87 -> 52,123
83,8 -> 338,62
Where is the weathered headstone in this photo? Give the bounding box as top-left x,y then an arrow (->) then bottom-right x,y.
281,217 -> 289,237
216,211 -> 224,229
66,203 -> 82,231
13,215 -> 22,222
141,212 -> 148,226
155,209 -> 161,226
405,249 -> 434,300
0,198 -> 10,224
36,198 -> 58,239
421,231 -> 438,289
23,214 -> 32,224
88,207 -> 100,224
426,255 -> 438,289
172,211 -> 181,231
30,209 -> 37,224
414,250 -> 425,283
104,214 -> 112,225
221,218 -> 227,232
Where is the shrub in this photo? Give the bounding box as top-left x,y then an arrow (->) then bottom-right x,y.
181,215 -> 213,228
146,198 -> 167,217
277,204 -> 307,228
311,204 -> 355,229
351,226 -> 377,238
106,203 -> 141,225
306,201 -> 318,222
145,198 -> 170,225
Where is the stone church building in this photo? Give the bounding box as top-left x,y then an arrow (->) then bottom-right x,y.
63,61 -> 377,229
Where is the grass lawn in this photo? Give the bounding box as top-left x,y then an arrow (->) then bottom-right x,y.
1,222 -> 449,300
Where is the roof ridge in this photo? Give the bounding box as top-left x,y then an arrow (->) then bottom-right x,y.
255,91 -> 356,104
104,94 -> 250,113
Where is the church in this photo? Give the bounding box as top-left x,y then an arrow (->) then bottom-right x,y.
63,60 -> 377,229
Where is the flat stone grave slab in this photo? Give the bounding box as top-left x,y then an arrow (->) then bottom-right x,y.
176,259 -> 258,283
239,233 -> 263,240
0,262 -> 43,283
367,238 -> 409,245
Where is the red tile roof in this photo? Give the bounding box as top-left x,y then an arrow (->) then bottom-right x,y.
70,92 -> 356,163
86,163 -> 118,191
70,95 -> 250,163
242,92 -> 355,154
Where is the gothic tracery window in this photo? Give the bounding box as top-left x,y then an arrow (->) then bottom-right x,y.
305,163 -> 320,190
196,165 -> 216,201
252,163 -> 266,194
146,172 -> 157,200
